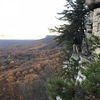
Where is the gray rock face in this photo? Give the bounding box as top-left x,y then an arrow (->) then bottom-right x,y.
93,8 -> 100,38
86,0 -> 100,10
85,0 -> 100,54
85,0 -> 100,38
86,0 -> 100,4
85,11 -> 93,38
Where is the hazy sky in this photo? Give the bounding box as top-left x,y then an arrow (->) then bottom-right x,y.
0,0 -> 65,40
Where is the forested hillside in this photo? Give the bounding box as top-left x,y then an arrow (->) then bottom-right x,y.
0,35 -> 61,100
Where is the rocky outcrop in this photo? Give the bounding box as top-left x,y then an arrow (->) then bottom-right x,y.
85,0 -> 100,38
93,8 -> 100,37
85,11 -> 93,38
85,0 -> 100,54
86,0 -> 100,10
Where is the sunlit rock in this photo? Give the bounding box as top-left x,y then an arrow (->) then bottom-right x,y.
76,71 -> 86,82
79,56 -> 90,64
93,8 -> 100,38
56,96 -> 62,100
70,53 -> 79,61
85,11 -> 93,37
94,48 -> 100,54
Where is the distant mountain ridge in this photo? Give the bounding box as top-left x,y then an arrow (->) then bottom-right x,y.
0,35 -> 57,48
35,35 -> 57,43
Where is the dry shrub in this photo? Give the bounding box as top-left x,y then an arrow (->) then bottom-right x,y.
24,74 -> 38,84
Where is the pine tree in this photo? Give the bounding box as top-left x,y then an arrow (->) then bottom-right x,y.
46,0 -> 88,100
46,37 -> 100,100
46,0 -> 100,100
77,55 -> 100,100
50,0 -> 88,51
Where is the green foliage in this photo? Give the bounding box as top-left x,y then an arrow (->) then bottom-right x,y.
50,0 -> 88,47
87,34 -> 100,53
46,0 -> 100,100
46,77 -> 76,100
46,55 -> 81,100
78,58 -> 100,99
46,77 -> 65,100
46,52 -> 100,100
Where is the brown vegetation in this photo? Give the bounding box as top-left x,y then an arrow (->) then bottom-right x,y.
0,37 -> 61,100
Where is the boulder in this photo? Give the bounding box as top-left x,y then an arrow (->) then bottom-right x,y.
86,0 -> 100,10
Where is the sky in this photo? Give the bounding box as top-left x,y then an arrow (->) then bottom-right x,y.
0,0 -> 66,40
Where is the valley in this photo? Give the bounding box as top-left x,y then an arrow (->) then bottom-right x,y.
0,35 -> 61,100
